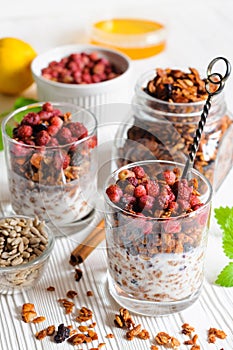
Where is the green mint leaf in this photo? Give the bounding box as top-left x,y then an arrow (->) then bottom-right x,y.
222,217 -> 233,258
13,97 -> 38,110
214,206 -> 233,232
215,262 -> 233,287
215,209 -> 233,258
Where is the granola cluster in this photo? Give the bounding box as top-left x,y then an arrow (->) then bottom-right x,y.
145,67 -> 208,103
10,102 -> 97,186
106,164 -> 208,255
21,290 -> 105,348
117,67 -> 233,188
21,300 -> 228,349
114,308 -> 150,341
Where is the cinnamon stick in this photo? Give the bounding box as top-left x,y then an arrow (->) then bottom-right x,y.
69,219 -> 105,266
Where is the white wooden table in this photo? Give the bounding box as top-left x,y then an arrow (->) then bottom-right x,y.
1,1 -> 233,348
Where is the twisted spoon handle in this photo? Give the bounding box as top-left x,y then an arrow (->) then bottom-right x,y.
182,57 -> 231,179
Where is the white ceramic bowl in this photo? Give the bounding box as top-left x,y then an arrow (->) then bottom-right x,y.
31,44 -> 132,120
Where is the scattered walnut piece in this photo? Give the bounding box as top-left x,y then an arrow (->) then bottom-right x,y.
171,336 -> 181,347
126,324 -> 141,340
46,325 -> 56,336
78,325 -> 88,332
155,331 -> 171,345
137,329 -> 150,340
89,322 -> 97,328
98,343 -> 106,348
75,306 -> 93,323
208,327 -> 227,343
46,286 -> 55,292
151,346 -> 159,350
66,290 -> 78,299
68,333 -> 86,345
190,345 -> 200,350
114,308 -> 135,329
35,329 -> 47,340
182,323 -> 195,335
22,303 -> 37,323
32,316 -> 46,324
106,333 -> 114,338
87,329 -> 98,340
58,298 -> 75,314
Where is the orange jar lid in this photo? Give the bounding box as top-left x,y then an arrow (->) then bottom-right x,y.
90,18 -> 166,60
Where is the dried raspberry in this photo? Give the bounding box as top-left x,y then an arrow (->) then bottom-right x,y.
146,180 -> 160,197
68,122 -> 88,139
35,130 -> 51,146
177,199 -> 191,212
54,152 -> 70,170
57,127 -> 72,144
16,125 -> 33,139
38,110 -> 52,121
11,142 -> 32,156
62,154 -> 70,169
127,177 -> 138,187
163,170 -> 176,185
132,166 -> 145,179
134,213 -> 154,234
134,185 -> 147,198
156,185 -> 174,209
173,179 -> 192,201
42,102 -> 53,112
106,184 -> 123,203
50,116 -> 63,129
86,135 -> 97,149
120,194 -> 136,211
190,194 -> 201,208
163,219 -> 181,233
47,125 -> 60,136
21,112 -> 40,125
24,139 -> 35,146
48,137 -> 59,146
168,201 -> 179,213
193,203 -> 205,212
138,195 -> 155,211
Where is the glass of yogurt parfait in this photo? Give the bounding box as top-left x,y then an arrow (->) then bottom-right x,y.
2,102 -> 98,234
104,160 -> 212,316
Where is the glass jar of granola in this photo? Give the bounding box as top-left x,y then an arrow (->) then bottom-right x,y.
114,68 -> 233,191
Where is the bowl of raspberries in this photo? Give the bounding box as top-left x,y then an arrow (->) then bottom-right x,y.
2,102 -> 98,230
31,44 -> 131,115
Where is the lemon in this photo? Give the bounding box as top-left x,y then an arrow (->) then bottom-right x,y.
0,37 -> 37,95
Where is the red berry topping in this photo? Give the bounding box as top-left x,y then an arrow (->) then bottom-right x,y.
163,220 -> 181,233
42,102 -> 53,112
163,170 -> 176,185
68,122 -> 88,139
57,127 -> 72,143
35,130 -> 51,146
134,184 -> 147,198
50,116 -> 63,129
16,125 -> 33,139
21,112 -> 40,125
145,179 -> 159,197
106,184 -> 123,203
132,166 -> 145,179
47,125 -> 60,136
138,195 -> 155,211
